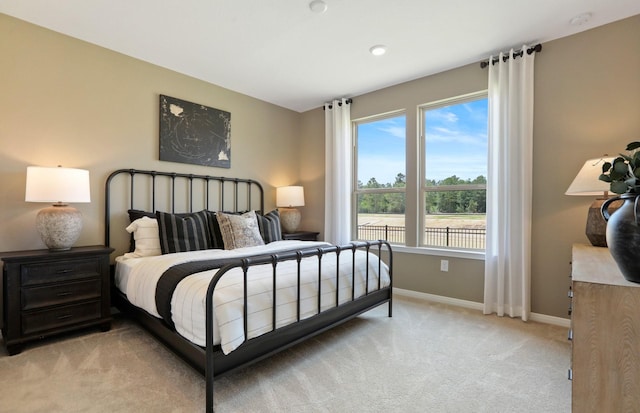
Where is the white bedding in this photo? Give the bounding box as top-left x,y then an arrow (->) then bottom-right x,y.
115,240 -> 391,354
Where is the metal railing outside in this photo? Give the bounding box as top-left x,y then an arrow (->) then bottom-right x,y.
358,225 -> 406,244
358,225 -> 486,249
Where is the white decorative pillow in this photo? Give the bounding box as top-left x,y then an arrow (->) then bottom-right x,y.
216,211 -> 265,250
125,216 -> 162,257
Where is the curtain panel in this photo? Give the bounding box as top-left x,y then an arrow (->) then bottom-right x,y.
324,98 -> 352,245
483,46 -> 535,321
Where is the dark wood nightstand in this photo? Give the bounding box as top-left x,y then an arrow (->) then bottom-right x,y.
0,245 -> 114,355
282,231 -> 320,241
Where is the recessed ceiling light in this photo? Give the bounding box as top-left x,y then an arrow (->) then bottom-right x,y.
309,0 -> 327,14
570,12 -> 592,26
369,45 -> 387,56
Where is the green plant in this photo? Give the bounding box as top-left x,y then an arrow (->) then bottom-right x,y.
599,141 -> 640,194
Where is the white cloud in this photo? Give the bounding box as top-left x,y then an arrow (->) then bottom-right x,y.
426,131 -> 486,146
377,125 -> 405,139
428,110 -> 458,124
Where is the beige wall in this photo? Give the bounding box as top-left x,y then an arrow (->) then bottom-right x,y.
2,13 -> 639,319
0,14 -> 302,255
300,14 -> 640,318
298,108 -> 326,237
532,15 -> 640,317
300,59 -> 489,304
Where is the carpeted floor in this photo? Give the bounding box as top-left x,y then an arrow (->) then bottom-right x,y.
0,295 -> 571,413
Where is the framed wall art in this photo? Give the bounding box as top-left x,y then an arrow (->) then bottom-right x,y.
159,94 -> 231,168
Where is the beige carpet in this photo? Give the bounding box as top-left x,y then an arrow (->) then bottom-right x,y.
0,295 -> 571,413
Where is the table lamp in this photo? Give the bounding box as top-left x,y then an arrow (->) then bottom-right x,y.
25,166 -> 91,251
276,186 -> 305,233
565,157 -> 617,247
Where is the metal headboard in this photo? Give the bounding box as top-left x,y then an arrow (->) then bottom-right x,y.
104,168 -> 264,249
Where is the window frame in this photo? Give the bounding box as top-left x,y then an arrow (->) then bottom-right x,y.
350,90 -> 488,257
352,110 -> 407,244
418,90 -> 488,250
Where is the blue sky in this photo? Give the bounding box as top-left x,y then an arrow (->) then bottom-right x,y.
357,98 -> 488,185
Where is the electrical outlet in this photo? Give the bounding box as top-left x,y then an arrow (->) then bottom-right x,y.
440,259 -> 449,272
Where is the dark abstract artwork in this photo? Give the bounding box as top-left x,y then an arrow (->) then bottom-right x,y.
159,95 -> 231,168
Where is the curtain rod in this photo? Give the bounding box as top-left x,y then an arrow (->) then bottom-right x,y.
480,44 -> 542,69
323,98 -> 352,110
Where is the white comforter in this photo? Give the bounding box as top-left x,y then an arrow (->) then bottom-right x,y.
115,240 -> 391,354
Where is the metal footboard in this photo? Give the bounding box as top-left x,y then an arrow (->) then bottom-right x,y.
204,240 -> 393,412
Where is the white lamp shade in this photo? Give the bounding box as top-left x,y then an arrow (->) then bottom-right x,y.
276,186 -> 305,207
26,166 -> 91,203
565,157 -> 614,196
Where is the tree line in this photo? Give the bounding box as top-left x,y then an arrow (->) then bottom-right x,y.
358,173 -> 486,214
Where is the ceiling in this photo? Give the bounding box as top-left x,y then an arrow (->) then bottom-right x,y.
2,1 -> 639,112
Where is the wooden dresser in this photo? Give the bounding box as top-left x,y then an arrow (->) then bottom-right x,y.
1,245 -> 113,355
570,244 -> 640,412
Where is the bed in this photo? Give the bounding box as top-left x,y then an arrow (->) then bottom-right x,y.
104,169 -> 393,412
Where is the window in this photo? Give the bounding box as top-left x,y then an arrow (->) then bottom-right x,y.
354,113 -> 406,244
353,92 -> 488,251
421,93 -> 488,249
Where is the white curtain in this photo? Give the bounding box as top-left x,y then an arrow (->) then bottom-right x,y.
324,98 -> 352,245
483,46 -> 535,321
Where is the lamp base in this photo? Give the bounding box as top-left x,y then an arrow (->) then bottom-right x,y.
586,197 -> 621,247
36,204 -> 83,251
279,207 -> 301,233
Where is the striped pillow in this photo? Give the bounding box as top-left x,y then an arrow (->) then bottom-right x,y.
156,210 -> 211,254
205,211 -> 225,249
257,209 -> 283,243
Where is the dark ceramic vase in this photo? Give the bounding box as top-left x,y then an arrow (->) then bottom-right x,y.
601,193 -> 640,283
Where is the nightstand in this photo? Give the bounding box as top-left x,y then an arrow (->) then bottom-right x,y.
282,231 -> 320,241
1,245 -> 114,355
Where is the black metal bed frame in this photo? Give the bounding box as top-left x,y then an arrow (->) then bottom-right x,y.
104,169 -> 393,413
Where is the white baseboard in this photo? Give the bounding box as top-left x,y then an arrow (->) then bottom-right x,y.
393,288 -> 570,328
528,312 -> 571,328
393,288 -> 484,310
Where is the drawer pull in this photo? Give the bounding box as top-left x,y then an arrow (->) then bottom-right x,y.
56,291 -> 73,297
568,368 -> 572,381
568,329 -> 573,341
57,314 -> 73,320
56,269 -> 74,274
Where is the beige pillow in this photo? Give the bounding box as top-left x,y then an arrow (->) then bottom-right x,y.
125,216 -> 162,257
216,211 -> 265,250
